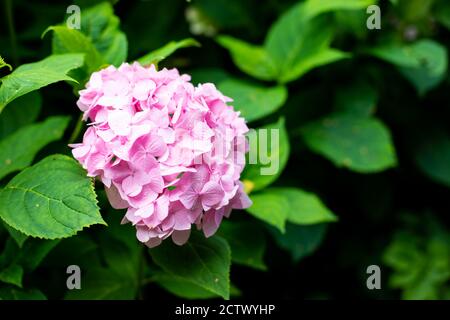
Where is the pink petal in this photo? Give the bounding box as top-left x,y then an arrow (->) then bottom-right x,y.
105,184 -> 129,209
172,229 -> 191,246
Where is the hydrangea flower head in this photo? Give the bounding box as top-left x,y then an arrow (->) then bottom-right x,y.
71,62 -> 252,247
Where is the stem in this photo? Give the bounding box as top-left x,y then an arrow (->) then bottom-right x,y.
68,114 -> 84,144
5,0 -> 18,66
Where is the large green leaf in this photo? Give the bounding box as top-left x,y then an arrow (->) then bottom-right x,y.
368,40 -> 448,94
268,187 -> 337,225
0,154 -> 104,239
218,79 -> 287,122
247,192 -> 290,233
0,54 -> 84,111
216,36 -> 278,81
242,117 -> 290,191
79,2 -> 128,66
264,5 -> 346,83
137,38 -> 200,66
301,113 -> 397,173
0,116 -> 70,180
44,26 -> 105,74
217,220 -> 267,270
150,232 -> 231,299
0,92 -> 41,139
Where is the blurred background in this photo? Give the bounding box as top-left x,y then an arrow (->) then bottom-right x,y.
0,0 -> 449,300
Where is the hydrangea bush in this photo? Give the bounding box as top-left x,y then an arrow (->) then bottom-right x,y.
0,0 -> 449,300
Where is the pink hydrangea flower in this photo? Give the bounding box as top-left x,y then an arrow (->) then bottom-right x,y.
71,62 -> 252,247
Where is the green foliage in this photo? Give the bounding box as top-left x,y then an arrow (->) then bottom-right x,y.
79,2 -> 128,67
150,231 -> 231,299
137,38 -> 200,66
0,286 -> 46,300
268,188 -> 337,225
0,54 -> 84,111
247,192 -> 290,232
217,0 -> 371,83
242,118 -> 290,191
0,92 -> 42,139
415,133 -> 450,188
368,40 -> 448,95
0,116 -> 70,180
218,79 -> 287,122
383,216 -> 450,299
270,223 -> 328,262
301,113 -> 397,173
0,155 -> 104,239
217,220 -> 267,271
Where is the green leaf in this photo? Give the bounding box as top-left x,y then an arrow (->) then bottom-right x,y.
217,220 -> 267,270
247,192 -> 290,233
65,238 -> 139,300
264,2 -> 352,83
0,264 -> 23,287
301,113 -> 397,173
334,82 -> 377,117
0,154 -> 105,239
368,40 -> 448,94
150,232 -> 231,299
137,38 -> 200,66
79,2 -> 128,66
0,286 -> 46,300
3,223 -> 27,247
0,92 -> 42,139
44,26 -> 105,74
0,237 -> 58,288
268,187 -> 337,225
14,239 -> 59,272
415,133 -> 450,188
383,218 -> 450,299
270,223 -> 328,262
242,117 -> 290,191
0,116 -> 70,180
66,211 -> 141,300
303,0 -> 376,17
218,79 -> 287,122
0,54 -> 84,111
216,35 -> 278,81
277,48 -> 349,84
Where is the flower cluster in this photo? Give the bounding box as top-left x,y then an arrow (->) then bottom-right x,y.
71,62 -> 252,247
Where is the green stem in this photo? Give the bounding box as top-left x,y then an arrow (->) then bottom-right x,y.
69,114 -> 84,144
5,0 -> 18,66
